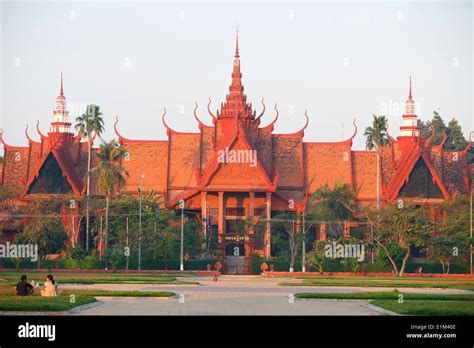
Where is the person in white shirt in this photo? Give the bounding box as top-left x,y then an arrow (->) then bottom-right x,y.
40,274 -> 58,297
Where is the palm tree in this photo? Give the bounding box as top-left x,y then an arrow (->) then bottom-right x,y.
313,181 -> 355,220
75,105 -> 104,252
312,182 -> 356,238
92,140 -> 129,265
364,115 -> 389,210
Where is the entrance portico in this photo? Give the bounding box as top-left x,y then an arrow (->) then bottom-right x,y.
199,191 -> 272,274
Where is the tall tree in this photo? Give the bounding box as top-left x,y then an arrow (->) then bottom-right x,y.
364,115 -> 389,210
426,195 -> 472,274
427,235 -> 468,274
446,118 -> 468,151
368,205 -> 432,276
75,104 -> 105,252
271,211 -> 300,272
309,181 -> 355,238
419,111 -> 472,163
15,217 -> 68,268
312,181 -> 355,219
92,140 -> 129,266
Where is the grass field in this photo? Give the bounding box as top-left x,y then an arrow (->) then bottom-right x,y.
280,276 -> 474,291
0,271 -> 199,285
0,285 -> 175,312
0,271 -> 185,311
295,291 -> 474,315
294,291 -> 474,301
370,300 -> 474,316
0,293 -> 97,312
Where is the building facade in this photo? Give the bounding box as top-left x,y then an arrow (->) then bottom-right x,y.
1,37 -> 472,273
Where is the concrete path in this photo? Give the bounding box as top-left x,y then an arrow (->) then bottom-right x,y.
80,296 -> 378,315
57,275 -> 471,316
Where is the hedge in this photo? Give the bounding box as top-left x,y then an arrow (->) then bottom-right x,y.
0,258 -> 469,274
0,257 -> 217,271
251,260 -> 470,274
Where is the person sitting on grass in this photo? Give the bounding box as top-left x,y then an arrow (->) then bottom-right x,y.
16,275 -> 34,296
40,274 -> 58,297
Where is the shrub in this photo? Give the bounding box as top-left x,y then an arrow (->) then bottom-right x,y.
63,258 -> 80,270
80,256 -> 104,270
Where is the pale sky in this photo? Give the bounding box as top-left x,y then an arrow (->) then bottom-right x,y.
1,1 -> 472,150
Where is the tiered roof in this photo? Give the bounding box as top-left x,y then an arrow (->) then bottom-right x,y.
0,38 -> 471,212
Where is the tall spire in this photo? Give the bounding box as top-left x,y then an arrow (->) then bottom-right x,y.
218,30 -> 253,119
399,76 -> 419,138
60,72 -> 64,97
405,76 -> 415,116
235,25 -> 239,59
408,75 -> 412,100
51,73 -> 71,133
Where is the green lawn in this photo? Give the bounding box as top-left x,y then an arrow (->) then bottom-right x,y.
294,291 -> 474,301
280,276 -> 474,291
60,290 -> 175,297
294,291 -> 474,315
0,294 -> 97,312
0,271 -> 184,311
0,271 -> 199,285
370,300 -> 474,316
0,287 -> 175,312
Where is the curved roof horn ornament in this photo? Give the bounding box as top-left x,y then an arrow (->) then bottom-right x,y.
25,124 -> 37,143
114,116 -> 131,142
299,109 -> 310,135
0,128 -> 11,148
36,120 -> 47,139
207,98 -> 217,122
255,98 -> 266,122
194,102 -> 212,129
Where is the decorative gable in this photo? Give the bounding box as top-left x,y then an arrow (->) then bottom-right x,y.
398,157 -> 443,198
385,142 -> 449,203
27,152 -> 74,194
200,127 -> 276,191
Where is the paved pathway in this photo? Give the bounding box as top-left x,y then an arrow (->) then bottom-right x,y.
60,275 -> 471,316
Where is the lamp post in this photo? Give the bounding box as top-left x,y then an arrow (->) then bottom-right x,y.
99,216 -> 103,260
470,181 -> 472,275
370,221 -> 374,264
468,132 -> 473,275
204,201 -> 209,250
302,212 -> 306,272
126,217 -> 129,271
138,174 -> 145,271
179,199 -> 185,271
265,240 -> 270,262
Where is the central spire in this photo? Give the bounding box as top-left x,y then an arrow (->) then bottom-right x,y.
219,30 -> 254,119
232,27 -> 241,81
235,27 -> 239,59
